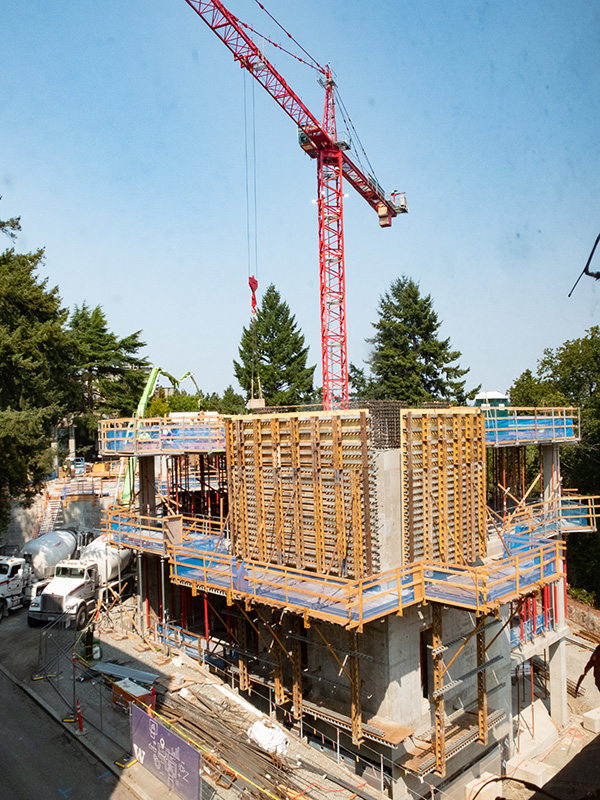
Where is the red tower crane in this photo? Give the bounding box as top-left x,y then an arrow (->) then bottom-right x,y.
183,0 -> 407,409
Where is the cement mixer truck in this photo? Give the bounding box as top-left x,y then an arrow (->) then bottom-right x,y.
28,534 -> 133,629
0,529 -> 86,622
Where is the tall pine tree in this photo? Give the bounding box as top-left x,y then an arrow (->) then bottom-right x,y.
234,284 -> 316,406
358,276 -> 476,405
69,303 -> 148,454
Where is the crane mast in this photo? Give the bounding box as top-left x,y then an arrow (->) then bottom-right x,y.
183,0 -> 407,408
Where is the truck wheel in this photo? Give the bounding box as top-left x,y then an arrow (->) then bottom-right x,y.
0,600 -> 5,622
75,605 -> 88,631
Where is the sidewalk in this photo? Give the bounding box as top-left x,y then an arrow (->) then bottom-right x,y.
0,658 -> 164,800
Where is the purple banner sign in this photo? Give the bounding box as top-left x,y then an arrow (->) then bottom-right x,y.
131,703 -> 201,800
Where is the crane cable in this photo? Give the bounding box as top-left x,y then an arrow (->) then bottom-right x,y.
243,72 -> 262,402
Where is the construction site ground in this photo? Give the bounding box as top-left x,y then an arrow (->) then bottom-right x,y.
0,608 -> 390,800
1,606 -> 600,800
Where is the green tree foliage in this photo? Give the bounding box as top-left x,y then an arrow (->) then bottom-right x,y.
147,386 -> 246,417
0,197 -> 21,241
234,284 -> 316,406
354,276 -> 477,405
509,326 -> 600,494
0,243 -> 75,528
69,303 -> 148,455
509,327 -> 600,605
508,369 -> 568,408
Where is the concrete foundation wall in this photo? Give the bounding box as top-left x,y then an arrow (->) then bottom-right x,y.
2,495 -> 44,550
62,496 -> 111,531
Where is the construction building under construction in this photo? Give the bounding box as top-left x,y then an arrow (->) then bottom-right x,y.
97,399 -> 597,798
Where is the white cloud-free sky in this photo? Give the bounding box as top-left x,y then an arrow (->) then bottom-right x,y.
2,1 -> 598,397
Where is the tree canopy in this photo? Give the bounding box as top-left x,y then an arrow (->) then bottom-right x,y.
509,326 -> 600,604
509,326 -> 600,494
0,242 -> 75,528
69,303 -> 148,455
234,284 -> 316,406
147,385 -> 246,417
352,276 -> 477,405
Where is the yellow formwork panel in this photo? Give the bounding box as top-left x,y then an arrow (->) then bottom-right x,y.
227,406 -> 486,578
401,409 -> 486,566
226,410 -> 373,579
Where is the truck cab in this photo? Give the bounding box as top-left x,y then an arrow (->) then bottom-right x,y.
28,559 -> 99,629
0,557 -> 29,619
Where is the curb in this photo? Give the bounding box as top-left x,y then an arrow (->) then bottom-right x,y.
0,661 -> 156,800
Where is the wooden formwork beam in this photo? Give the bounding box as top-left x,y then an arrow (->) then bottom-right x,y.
271,417 -> 284,561
311,416 -> 326,573
351,470 -> 364,580
290,416 -> 305,570
359,411 -> 373,575
252,418 -> 267,562
332,416 -> 347,572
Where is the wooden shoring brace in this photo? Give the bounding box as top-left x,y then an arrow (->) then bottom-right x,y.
332,415 -> 347,575
252,418 -> 267,562
290,417 -> 305,569
349,630 -> 363,746
432,604 -> 446,777
271,417 -> 284,564
351,469 -> 364,580
311,416 -> 326,573
237,614 -> 249,692
477,622 -> 488,745
291,614 -> 303,720
271,609 -> 286,706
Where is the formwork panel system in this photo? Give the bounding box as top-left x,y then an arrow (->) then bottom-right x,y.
226,411 -> 376,579
401,409 -> 486,566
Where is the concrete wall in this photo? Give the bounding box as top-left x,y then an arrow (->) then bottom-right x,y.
2,495 -> 44,551
62,496 -> 111,530
373,449 -> 404,571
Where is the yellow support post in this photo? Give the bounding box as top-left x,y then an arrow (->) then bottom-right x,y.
432,604 -> 446,777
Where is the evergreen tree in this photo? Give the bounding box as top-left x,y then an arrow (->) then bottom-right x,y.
363,276 -> 477,405
234,284 -> 316,406
69,303 -> 148,454
0,197 -> 21,241
0,240 -> 75,529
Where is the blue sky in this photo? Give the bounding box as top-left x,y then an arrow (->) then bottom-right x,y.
2,1 -> 599,398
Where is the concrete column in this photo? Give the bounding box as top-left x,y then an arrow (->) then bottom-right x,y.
139,455 -> 156,517
548,638 -> 568,727
541,444 -> 561,528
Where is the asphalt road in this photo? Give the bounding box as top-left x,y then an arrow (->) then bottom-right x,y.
0,668 -> 138,800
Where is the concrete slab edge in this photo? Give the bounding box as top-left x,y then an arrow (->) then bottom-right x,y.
0,661 -> 155,800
